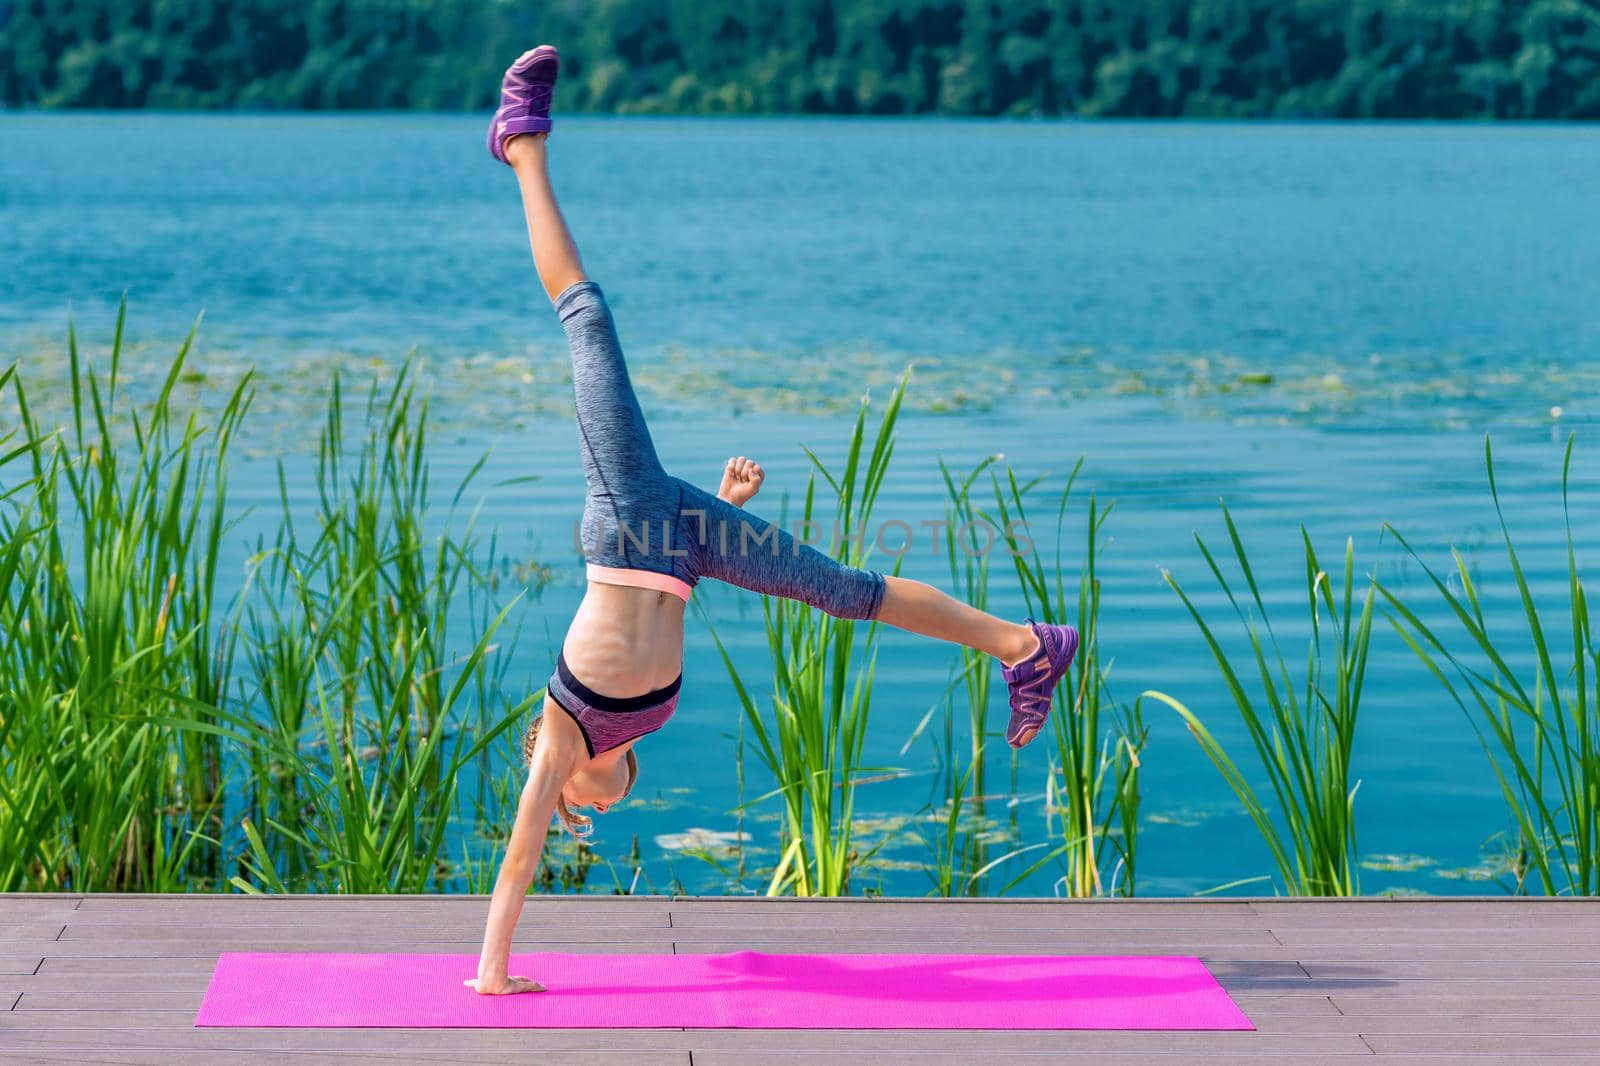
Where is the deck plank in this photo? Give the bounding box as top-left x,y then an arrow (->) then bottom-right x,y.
39,958 -> 230,976
14,992 -> 203,1012
691,1049 -> 1376,1056
666,930 -> 1284,948
1220,975 -> 1600,995
1301,960 -> 1600,978
1270,1014 -> 1600,1036
677,1030 -> 1377,1054
1331,993 -> 1600,1016
1287,947 -> 1600,966
32,939 -> 675,957
666,905 -> 1266,929
1361,1033 -> 1600,1057
1284,930 -> 1600,949
0,910 -> 79,925
0,1028 -> 703,1051
667,897 -> 1258,909
66,900 -> 669,921
666,939 -> 1287,953
1250,898 -> 1593,912
1,995 -> 1346,1023
9,976 -> 213,993
0,898 -> 82,911
3,1053 -> 687,1066
68,895 -> 665,911
0,1022 -> 1362,1055
57,919 -> 668,939
1263,913 -> 1600,929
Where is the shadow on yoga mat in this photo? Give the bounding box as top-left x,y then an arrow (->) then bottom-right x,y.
197,951 -> 1254,1030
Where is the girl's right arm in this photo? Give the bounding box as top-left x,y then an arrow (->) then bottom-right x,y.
465,752 -> 572,995
715,455 -> 764,508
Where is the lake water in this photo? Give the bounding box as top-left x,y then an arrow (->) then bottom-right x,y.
3,114 -> 1599,896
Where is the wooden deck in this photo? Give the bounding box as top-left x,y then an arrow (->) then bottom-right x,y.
2,894 -> 1597,1063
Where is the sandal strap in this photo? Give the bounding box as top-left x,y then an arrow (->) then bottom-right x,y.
500,114 -> 552,137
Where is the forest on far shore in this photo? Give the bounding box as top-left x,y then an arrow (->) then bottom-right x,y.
4,1 -> 1598,118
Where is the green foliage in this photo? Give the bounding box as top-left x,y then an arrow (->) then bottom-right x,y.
0,314 -> 531,893
908,453 -> 1144,899
1383,436 -> 1600,896
10,309 -> 1600,901
230,367 -> 532,893
5,1 -> 1597,117
0,303 -> 245,891
1149,506 -> 1373,896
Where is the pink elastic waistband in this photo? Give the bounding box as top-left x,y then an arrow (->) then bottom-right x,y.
586,563 -> 692,602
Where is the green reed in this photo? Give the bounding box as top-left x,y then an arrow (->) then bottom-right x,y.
1150,506 -> 1372,896
939,456 -> 1001,793
901,629 -> 993,897
916,702 -> 983,896
708,374 -> 907,896
911,455 -> 1001,895
0,316 -> 532,894
910,676 -> 1048,898
0,304 -> 248,891
1383,436 -> 1599,895
991,462 -> 1144,896
232,366 -> 530,893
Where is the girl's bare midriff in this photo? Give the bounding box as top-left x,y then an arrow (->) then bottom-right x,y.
561,581 -> 685,696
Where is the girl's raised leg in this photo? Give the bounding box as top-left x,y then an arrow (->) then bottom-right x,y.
507,134 -> 588,301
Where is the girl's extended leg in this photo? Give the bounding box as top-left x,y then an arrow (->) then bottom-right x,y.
880,574 -> 1078,747
876,575 -> 1037,664
686,485 -> 1074,747
686,487 -> 1035,662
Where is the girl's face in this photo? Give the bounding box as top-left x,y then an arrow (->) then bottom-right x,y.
563,758 -> 631,814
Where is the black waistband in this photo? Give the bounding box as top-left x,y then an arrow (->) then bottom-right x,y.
555,651 -> 681,713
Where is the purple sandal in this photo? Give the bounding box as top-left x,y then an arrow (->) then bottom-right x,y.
1001,620 -> 1080,749
487,46 -> 560,165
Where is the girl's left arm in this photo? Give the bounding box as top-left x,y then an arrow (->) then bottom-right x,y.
465,756 -> 570,995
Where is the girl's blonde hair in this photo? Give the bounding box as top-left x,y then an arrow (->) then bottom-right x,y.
523,713 -> 637,840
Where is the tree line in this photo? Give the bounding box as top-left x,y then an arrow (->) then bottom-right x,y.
4,1 -> 1598,118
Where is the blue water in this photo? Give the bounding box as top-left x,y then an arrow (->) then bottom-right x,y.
4,114 -> 1599,896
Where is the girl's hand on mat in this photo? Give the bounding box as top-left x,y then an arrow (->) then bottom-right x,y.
464,975 -> 545,995
717,455 -> 765,508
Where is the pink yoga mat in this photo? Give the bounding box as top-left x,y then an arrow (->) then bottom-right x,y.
196,951 -> 1253,1030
